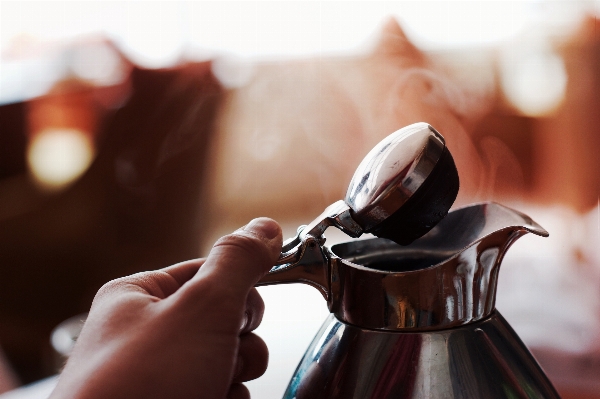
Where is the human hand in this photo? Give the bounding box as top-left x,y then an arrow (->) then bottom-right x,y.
50,218 -> 282,399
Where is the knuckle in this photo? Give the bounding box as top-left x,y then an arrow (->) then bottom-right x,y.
93,274 -> 144,302
95,278 -> 125,299
91,279 -> 126,310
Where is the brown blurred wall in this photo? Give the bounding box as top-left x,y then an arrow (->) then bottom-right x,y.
0,62 -> 223,382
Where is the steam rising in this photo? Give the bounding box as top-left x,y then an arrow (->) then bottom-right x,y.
207,18 -> 512,222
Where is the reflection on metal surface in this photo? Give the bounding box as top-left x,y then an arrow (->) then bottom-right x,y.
258,234 -> 330,300
285,312 -> 560,399
259,202 -> 548,331
329,203 -> 546,331
345,122 -> 445,231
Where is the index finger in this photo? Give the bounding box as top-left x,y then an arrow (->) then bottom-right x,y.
161,258 -> 207,286
95,259 -> 208,301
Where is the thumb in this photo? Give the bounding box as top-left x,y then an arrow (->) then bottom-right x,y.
190,218 -> 282,301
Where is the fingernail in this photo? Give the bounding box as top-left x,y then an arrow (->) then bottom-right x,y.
234,356 -> 244,378
244,218 -> 280,240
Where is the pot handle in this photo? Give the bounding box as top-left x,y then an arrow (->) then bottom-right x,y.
256,231 -> 331,301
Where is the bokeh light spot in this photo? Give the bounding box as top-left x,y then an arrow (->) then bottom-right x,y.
501,49 -> 568,116
27,128 -> 94,190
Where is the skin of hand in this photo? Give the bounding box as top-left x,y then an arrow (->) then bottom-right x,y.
49,217 -> 283,399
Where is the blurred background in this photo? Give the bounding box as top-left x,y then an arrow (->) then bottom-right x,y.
1,1 -> 600,398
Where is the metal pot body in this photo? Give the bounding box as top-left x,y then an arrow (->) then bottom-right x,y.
284,312 -> 560,399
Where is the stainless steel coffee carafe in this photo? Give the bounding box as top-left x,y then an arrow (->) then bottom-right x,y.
261,203 -> 559,398
257,123 -> 559,398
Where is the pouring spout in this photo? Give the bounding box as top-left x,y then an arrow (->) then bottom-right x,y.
477,202 -> 548,238
409,202 -> 548,257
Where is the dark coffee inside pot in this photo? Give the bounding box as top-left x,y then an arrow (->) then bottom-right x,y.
357,252 -> 448,272
331,239 -> 457,273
